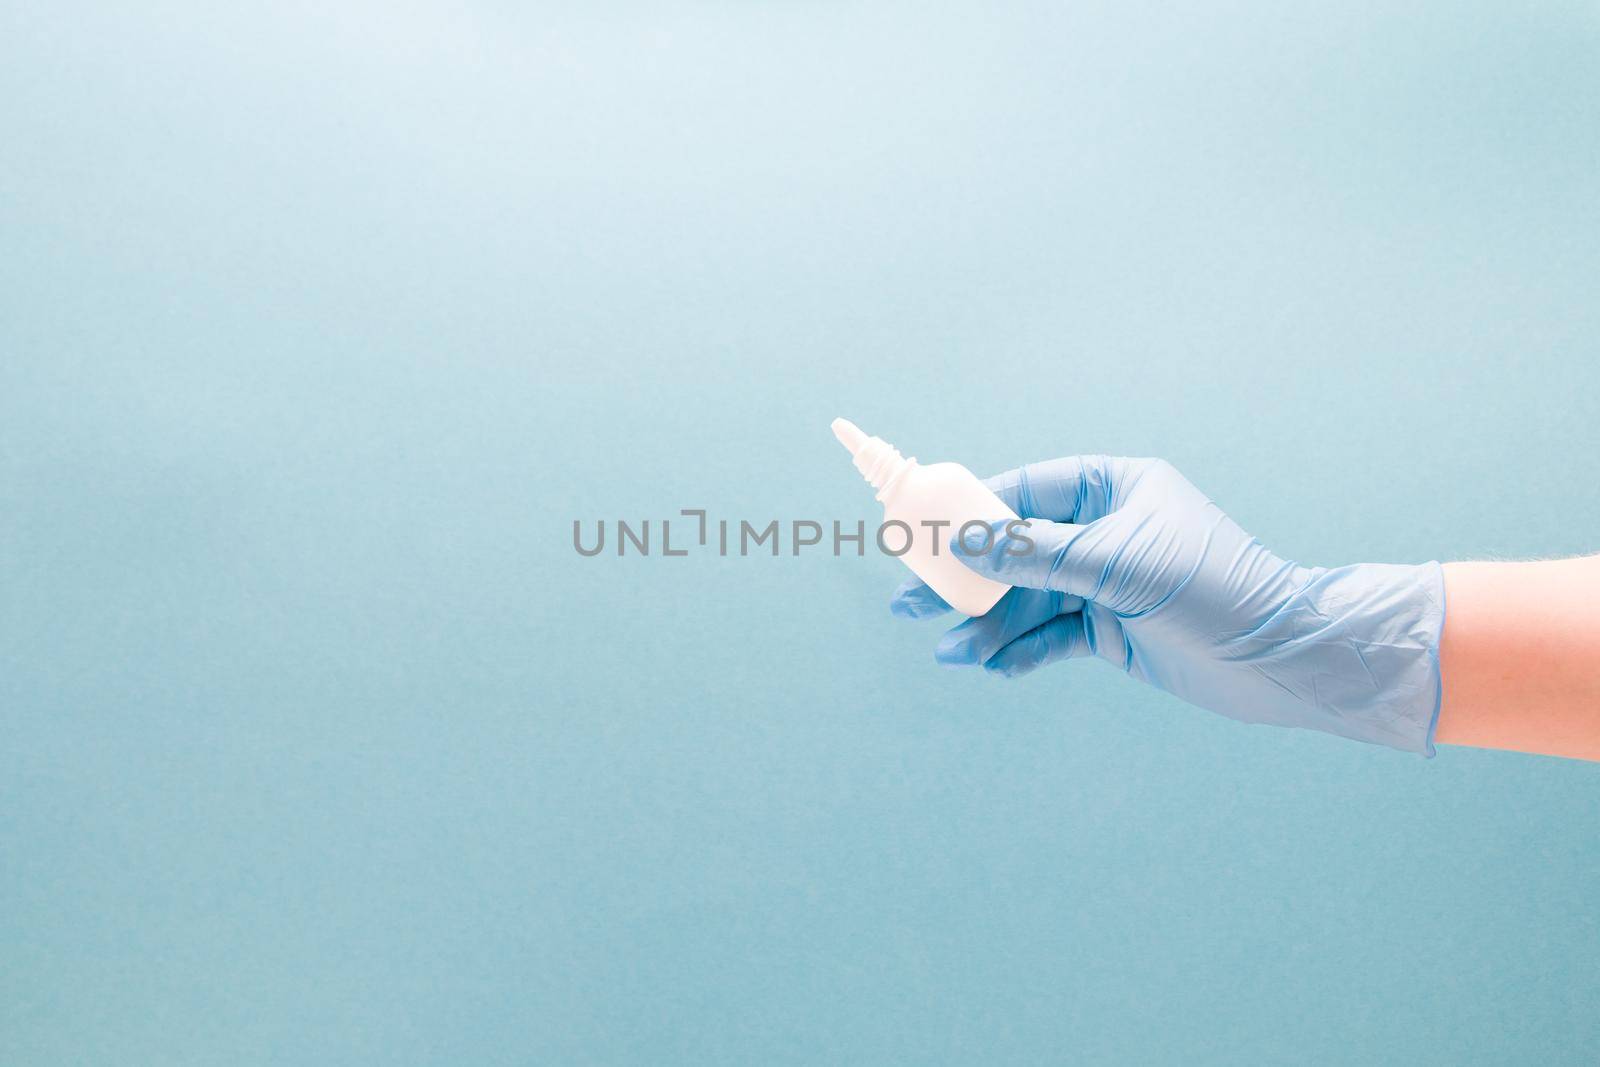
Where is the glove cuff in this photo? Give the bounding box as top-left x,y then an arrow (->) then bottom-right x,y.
1277,560 -> 1446,755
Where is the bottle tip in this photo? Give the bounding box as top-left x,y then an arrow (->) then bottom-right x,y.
830,417 -> 867,454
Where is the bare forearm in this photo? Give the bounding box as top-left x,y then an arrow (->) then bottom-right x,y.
1435,555 -> 1600,761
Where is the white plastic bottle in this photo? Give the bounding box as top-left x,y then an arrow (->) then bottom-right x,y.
831,418 -> 1017,616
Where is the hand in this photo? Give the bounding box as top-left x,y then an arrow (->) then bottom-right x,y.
890,456 -> 1445,754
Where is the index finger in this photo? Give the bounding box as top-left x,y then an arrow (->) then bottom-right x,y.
889,576 -> 953,619
982,455 -> 1119,523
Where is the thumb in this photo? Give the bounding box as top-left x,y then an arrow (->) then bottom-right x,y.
951,517 -> 1123,600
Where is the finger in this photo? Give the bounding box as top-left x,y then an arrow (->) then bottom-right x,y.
889,577 -> 952,619
952,517 -> 1123,600
980,455 -> 1120,523
984,612 -> 1094,678
933,587 -> 1084,667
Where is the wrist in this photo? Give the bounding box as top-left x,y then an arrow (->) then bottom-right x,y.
1262,561 -> 1445,754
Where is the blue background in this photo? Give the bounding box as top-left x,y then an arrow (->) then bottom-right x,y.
4,3 -> 1599,1063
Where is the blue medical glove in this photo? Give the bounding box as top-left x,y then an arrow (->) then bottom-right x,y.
890,456 -> 1445,755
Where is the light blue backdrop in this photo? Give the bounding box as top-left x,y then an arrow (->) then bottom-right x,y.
4,3 -> 1599,1064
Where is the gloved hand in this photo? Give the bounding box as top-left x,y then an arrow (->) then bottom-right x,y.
891,456 -> 1445,755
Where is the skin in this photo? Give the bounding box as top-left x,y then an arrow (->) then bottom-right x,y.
1435,556 -> 1600,762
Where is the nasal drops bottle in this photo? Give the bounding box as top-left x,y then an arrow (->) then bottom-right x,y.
831,418 -> 1017,617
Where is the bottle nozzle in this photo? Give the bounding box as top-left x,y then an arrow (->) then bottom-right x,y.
830,417 -> 908,492
830,417 -> 868,455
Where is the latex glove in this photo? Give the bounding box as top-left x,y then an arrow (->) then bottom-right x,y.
890,456 -> 1444,755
